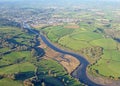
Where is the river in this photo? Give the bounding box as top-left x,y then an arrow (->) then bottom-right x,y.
26,24 -> 102,86
40,33 -> 102,86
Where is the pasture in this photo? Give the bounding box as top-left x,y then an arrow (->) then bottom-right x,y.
42,24 -> 120,79
37,59 -> 81,86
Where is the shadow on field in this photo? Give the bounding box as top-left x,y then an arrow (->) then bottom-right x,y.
15,71 -> 34,80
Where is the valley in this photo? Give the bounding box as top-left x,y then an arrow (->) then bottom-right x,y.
0,0 -> 120,86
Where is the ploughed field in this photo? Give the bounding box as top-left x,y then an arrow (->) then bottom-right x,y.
41,24 -> 120,79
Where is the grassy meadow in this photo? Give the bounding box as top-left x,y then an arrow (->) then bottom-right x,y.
37,59 -> 81,86
0,26 -> 83,86
0,78 -> 23,86
41,23 -> 120,79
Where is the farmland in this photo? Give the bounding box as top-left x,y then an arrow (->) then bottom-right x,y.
0,26 -> 82,86
36,59 -> 81,86
41,21 -> 120,80
0,0 -> 120,85
0,78 -> 23,86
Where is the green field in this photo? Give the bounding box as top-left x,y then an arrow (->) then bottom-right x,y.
42,26 -> 74,42
0,26 -> 83,86
0,48 -> 10,53
58,35 -> 91,50
0,26 -> 34,66
1,2 -> 120,85
0,62 -> 35,74
0,26 -> 35,86
90,38 -> 117,50
13,33 -> 35,46
2,51 -> 31,63
90,49 -> 120,78
0,26 -> 35,49
0,60 -> 11,67
102,50 -> 120,61
0,78 -> 23,86
71,31 -> 103,41
0,26 -> 22,36
91,59 -> 120,78
42,24 -> 120,79
37,59 -> 81,86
